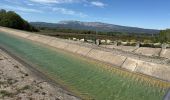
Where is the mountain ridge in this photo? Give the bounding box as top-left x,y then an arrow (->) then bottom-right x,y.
30,21 -> 160,34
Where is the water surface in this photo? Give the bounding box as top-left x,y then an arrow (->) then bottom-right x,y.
0,32 -> 167,100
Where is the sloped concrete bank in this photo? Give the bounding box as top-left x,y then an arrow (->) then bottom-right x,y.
0,27 -> 170,82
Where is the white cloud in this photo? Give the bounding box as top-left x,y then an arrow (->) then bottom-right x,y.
0,4 -> 42,13
91,1 -> 106,7
4,0 -> 21,4
27,3 -> 34,6
52,7 -> 87,17
29,0 -> 78,4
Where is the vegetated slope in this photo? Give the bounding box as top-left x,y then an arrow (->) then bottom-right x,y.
0,9 -> 38,32
159,29 -> 170,43
30,21 -> 159,34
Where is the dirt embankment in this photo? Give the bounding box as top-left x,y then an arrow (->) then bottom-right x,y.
0,49 -> 80,100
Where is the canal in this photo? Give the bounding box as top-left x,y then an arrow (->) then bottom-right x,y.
0,32 -> 167,100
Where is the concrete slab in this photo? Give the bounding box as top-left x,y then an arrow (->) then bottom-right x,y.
87,49 -> 104,61
0,28 -> 31,38
35,35 -> 54,44
76,46 -> 92,56
134,47 -> 161,56
135,61 -> 170,81
27,34 -> 40,41
12,32 -> 31,38
100,45 -> 136,52
100,52 -> 126,67
121,58 -> 138,71
65,44 -> 80,53
100,45 -> 115,49
48,39 -> 68,49
113,46 -> 136,52
160,49 -> 170,59
87,49 -> 126,67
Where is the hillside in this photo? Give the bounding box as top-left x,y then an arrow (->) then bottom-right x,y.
30,21 -> 159,34
0,9 -> 38,32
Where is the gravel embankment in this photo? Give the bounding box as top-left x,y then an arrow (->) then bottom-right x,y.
0,49 -> 80,100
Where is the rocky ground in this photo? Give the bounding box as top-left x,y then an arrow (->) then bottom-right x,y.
0,49 -> 80,100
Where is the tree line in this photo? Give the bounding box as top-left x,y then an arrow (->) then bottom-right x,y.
39,27 -> 158,42
0,9 -> 38,32
159,29 -> 170,43
39,27 -> 170,43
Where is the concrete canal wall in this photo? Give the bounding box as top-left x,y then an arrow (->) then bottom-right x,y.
0,27 -> 170,82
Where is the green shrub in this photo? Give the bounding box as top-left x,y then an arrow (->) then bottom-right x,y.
0,90 -> 13,97
143,39 -> 152,44
0,9 -> 38,32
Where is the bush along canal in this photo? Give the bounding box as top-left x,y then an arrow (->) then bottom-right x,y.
0,32 -> 169,100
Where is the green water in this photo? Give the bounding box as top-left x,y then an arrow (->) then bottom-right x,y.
0,32 -> 167,100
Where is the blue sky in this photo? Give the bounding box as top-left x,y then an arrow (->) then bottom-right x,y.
0,0 -> 170,29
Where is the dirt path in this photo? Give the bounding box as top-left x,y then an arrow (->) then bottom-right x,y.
0,48 -> 80,100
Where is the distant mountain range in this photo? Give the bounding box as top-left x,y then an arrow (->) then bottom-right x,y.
30,21 -> 160,34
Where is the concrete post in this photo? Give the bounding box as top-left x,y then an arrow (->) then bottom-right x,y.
136,41 -> 140,48
96,39 -> 100,46
162,43 -> 167,49
114,41 -> 118,46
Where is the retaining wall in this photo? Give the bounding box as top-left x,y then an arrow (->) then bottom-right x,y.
0,27 -> 170,82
